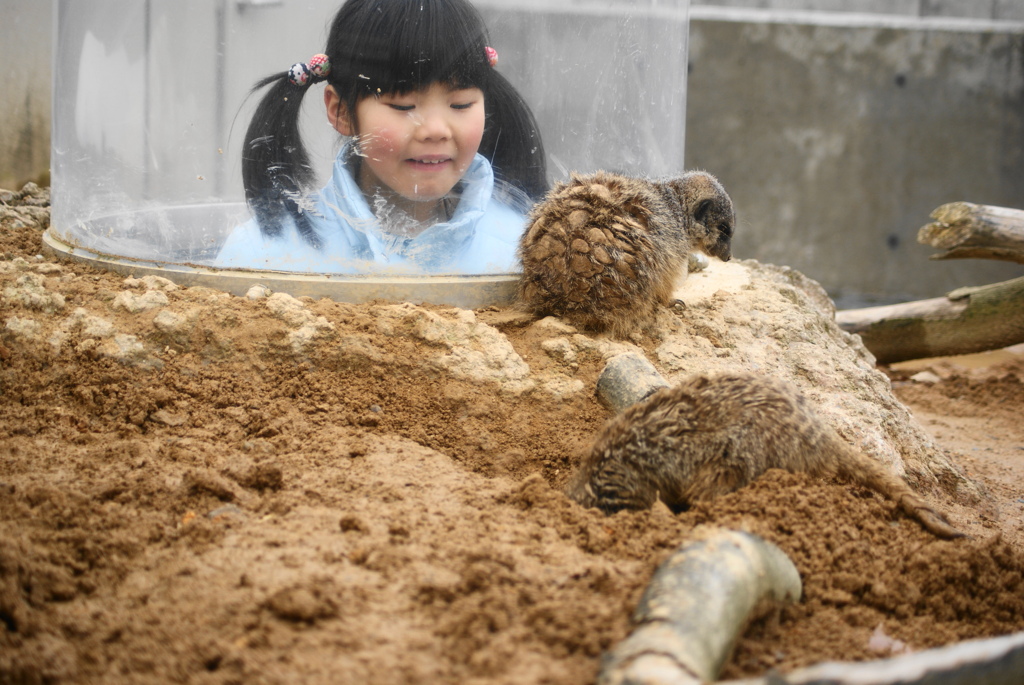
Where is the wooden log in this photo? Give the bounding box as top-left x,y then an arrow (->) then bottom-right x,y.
597,528 -> 801,685
835,276 -> 1024,364
918,202 -> 1024,264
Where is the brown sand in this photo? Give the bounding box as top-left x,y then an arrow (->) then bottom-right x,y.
2,186 -> 1023,684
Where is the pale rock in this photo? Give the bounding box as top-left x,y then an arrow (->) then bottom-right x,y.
532,316 -> 579,336
264,293 -> 334,353
910,371 -> 942,385
101,334 -> 146,362
4,316 -> 43,341
288,325 -> 325,354
540,375 -> 586,401
540,337 -> 578,364
153,309 -> 187,334
265,292 -> 333,331
0,257 -> 31,274
0,206 -> 38,229
374,303 -> 534,394
77,310 -> 116,338
32,263 -> 63,275
125,275 -> 178,292
112,290 -> 170,313
246,284 -> 272,300
3,273 -> 66,313
569,333 -> 639,361
637,258 -> 976,496
48,308 -> 117,353
453,308 -> 477,325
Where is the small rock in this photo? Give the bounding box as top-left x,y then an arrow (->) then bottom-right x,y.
540,337 -> 578,364
910,371 -> 942,385
597,351 -> 670,412
4,316 -> 43,342
153,309 -> 187,334
4,273 -> 65,313
246,284 -> 271,300
867,623 -> 910,656
266,292 -> 321,328
541,375 -> 586,401
149,276 -> 177,290
207,504 -> 247,523
104,334 -> 146,361
531,316 -> 578,335
112,290 -> 170,313
33,263 -> 63,275
266,586 -> 337,623
688,252 -> 710,272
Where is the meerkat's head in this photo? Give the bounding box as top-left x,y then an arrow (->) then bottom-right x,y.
675,172 -> 735,262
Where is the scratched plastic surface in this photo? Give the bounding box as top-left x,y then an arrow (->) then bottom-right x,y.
49,0 -> 690,274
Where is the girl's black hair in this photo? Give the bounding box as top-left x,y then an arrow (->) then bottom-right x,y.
242,0 -> 548,246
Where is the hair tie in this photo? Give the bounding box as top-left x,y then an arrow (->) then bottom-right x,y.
484,46 -> 498,68
288,53 -> 331,87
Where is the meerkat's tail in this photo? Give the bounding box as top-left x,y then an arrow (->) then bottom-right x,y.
831,445 -> 964,539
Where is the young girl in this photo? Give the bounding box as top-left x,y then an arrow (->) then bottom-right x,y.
215,0 -> 548,275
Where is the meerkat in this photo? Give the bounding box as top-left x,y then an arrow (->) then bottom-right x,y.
565,372 -> 963,540
517,170 -> 735,338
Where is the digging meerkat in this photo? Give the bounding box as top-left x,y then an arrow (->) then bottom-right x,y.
517,170 -> 735,337
566,372 -> 964,540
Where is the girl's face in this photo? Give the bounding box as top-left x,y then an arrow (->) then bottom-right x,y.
327,82 -> 485,221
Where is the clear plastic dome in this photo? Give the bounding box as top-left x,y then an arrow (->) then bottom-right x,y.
47,0 -> 690,306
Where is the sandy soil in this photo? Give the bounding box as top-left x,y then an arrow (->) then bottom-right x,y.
2,185 -> 1023,684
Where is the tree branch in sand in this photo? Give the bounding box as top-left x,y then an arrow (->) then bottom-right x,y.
836,202 -> 1024,364
918,202 -> 1024,264
836,276 -> 1024,365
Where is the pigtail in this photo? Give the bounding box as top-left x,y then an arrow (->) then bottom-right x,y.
480,70 -> 549,203
241,73 -> 322,249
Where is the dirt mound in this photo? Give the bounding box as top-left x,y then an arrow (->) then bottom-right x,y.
2,185 -> 1023,683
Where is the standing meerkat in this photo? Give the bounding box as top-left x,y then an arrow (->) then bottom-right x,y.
566,372 -> 963,539
517,170 -> 735,337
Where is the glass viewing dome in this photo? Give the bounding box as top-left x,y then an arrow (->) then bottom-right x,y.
47,0 -> 691,307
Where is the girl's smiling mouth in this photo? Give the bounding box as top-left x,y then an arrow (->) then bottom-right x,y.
407,156 -> 453,169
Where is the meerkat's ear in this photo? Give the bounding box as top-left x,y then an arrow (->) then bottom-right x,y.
325,86 -> 355,136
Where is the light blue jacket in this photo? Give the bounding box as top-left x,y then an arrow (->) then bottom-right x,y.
214,149 -> 527,274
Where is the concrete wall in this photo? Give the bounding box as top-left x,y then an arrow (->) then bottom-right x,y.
0,1 -> 52,189
686,8 -> 1024,304
695,0 -> 1024,21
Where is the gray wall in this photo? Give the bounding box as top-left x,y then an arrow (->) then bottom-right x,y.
0,1 -> 52,189
694,0 -> 1024,21
685,8 -> 1024,305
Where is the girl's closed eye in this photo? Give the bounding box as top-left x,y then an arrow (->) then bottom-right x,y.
448,89 -> 480,111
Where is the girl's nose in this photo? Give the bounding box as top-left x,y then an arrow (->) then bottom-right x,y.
412,108 -> 452,142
